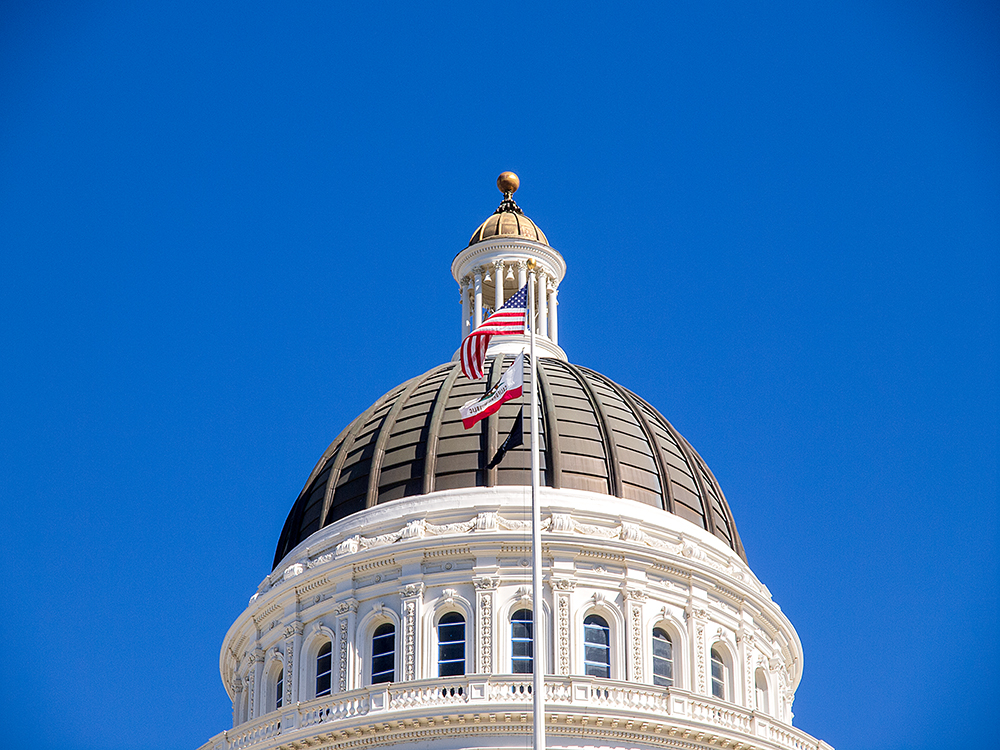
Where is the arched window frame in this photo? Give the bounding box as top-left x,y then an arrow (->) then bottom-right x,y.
510,607 -> 534,675
435,610 -> 468,677
651,627 -> 674,687
499,597 -> 552,676
355,607 -> 401,687
263,649 -> 285,713
577,601 -> 624,680
646,615 -> 685,689
371,622 -> 397,684
709,642 -> 735,702
301,623 -> 337,699
425,592 -> 474,680
754,666 -> 770,715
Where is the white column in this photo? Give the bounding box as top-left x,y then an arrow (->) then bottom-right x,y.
493,260 -> 505,311
473,267 -> 484,329
461,276 -> 471,340
537,271 -> 548,337
548,285 -> 558,346
517,259 -> 527,290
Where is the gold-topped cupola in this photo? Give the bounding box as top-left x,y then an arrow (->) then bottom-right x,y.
452,172 -> 567,362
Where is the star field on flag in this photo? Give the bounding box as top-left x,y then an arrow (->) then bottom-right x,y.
460,282 -> 528,380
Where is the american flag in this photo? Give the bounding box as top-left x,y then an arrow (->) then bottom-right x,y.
460,282 -> 529,380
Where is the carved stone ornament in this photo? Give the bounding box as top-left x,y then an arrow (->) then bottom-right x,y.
479,592 -> 493,673
696,624 -> 706,693
515,586 -> 532,602
473,576 -> 500,591
400,582 -> 424,599
621,585 -> 648,602
441,588 -> 458,605
338,619 -> 349,692
686,604 -> 709,622
324,513 -> 560,564
282,562 -> 305,581
550,578 -> 576,591
403,600 -> 416,681
334,598 -> 359,615
630,605 -> 643,681
557,594 -> 571,676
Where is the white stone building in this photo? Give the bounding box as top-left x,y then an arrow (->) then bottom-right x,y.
196,174 -> 833,750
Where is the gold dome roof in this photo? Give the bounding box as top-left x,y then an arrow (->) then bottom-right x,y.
468,171 -> 549,246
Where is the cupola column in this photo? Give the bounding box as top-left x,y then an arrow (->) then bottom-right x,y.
460,275 -> 471,340
517,259 -> 527,290
473,267 -> 484,329
549,285 -> 559,345
537,270 -> 548,337
493,259 -> 505,311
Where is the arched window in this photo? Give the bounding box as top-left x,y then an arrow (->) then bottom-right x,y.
511,608 -> 533,674
275,668 -> 284,709
711,647 -> 726,699
652,627 -> 673,687
315,641 -> 332,697
438,612 -> 466,677
755,667 -> 769,714
372,623 -> 396,684
583,614 -> 611,678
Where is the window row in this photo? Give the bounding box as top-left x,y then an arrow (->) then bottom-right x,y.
272,610 -> 690,712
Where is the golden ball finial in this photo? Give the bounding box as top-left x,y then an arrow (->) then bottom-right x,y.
497,171 -> 520,195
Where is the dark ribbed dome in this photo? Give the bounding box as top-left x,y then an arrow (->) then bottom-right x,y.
273,356 -> 745,568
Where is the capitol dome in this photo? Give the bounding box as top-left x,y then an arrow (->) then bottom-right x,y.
274,356 -> 744,569
197,173 -> 831,750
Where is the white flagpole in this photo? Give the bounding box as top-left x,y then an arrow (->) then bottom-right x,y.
528,268 -> 545,750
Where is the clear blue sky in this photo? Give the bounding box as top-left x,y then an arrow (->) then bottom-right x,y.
1,3 -> 996,750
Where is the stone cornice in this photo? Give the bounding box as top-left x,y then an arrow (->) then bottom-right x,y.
451,237 -> 567,285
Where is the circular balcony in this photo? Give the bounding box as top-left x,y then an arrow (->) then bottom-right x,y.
198,675 -> 829,750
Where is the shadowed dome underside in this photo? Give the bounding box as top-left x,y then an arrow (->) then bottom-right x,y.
273,356 -> 745,568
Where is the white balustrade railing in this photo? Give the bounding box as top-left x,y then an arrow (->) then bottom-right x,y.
197,676 -> 823,750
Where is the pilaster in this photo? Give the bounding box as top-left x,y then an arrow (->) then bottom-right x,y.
250,647 -> 264,719
687,602 -> 710,695
549,577 -> 576,676
335,598 -> 358,692
473,576 -> 500,673
282,621 -> 302,706
622,584 -> 648,683
399,582 -> 425,681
